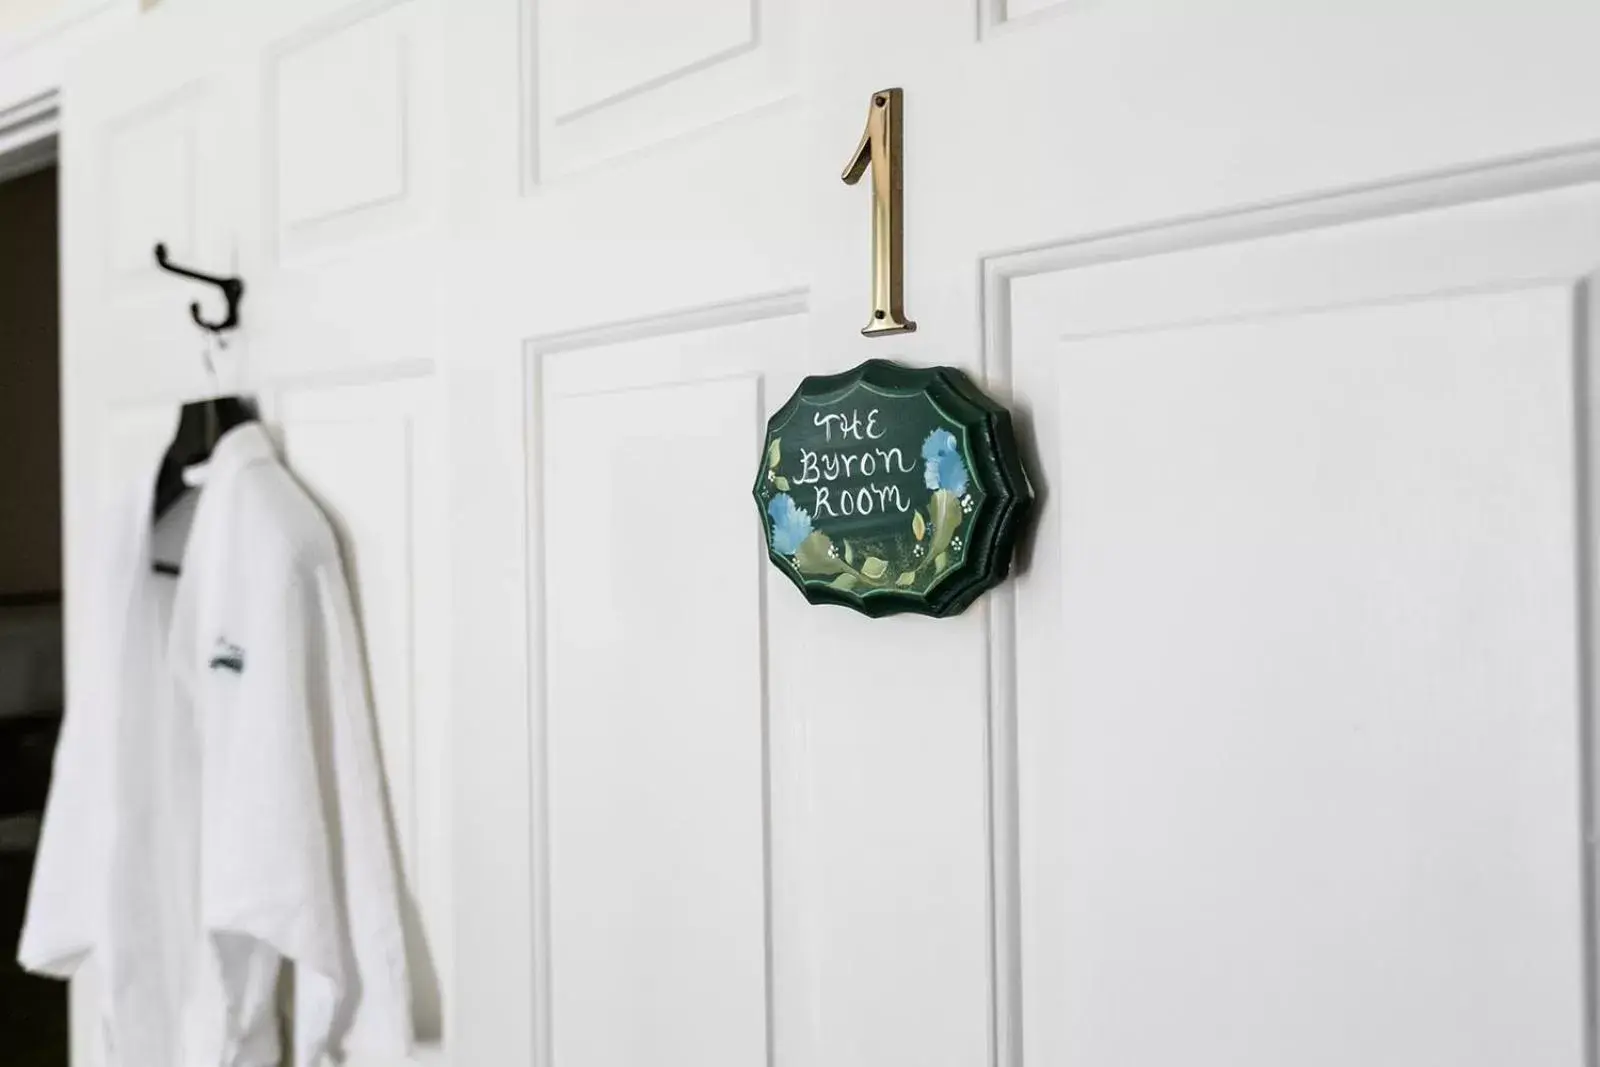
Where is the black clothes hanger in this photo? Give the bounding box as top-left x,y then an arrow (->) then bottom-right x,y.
150,239 -> 254,575
151,397 -> 258,576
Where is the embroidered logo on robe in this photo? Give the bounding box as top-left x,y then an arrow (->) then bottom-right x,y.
209,639 -> 246,674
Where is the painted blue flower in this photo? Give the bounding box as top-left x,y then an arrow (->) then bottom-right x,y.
922,428 -> 958,462
922,428 -> 968,496
767,493 -> 813,556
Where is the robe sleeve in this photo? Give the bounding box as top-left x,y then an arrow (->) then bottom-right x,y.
18,481 -> 141,980
17,639 -> 111,979
203,558 -> 412,1066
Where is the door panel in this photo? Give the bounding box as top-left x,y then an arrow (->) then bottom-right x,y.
529,307 -> 816,1067
268,5 -> 412,238
1007,171 -> 1600,1067
531,0 -> 796,178
543,373 -> 769,1067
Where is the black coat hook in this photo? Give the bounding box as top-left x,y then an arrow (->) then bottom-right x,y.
153,243 -> 244,333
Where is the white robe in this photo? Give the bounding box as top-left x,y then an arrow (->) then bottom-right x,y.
19,421 -> 413,1067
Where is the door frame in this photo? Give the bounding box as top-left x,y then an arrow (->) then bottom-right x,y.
0,10 -> 111,1063
0,90 -> 56,183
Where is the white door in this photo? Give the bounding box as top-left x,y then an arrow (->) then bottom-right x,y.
56,2 -> 1600,1066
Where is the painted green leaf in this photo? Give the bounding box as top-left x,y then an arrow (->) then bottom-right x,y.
895,570 -> 918,587
912,510 -> 926,541
844,541 -> 854,565
925,490 -> 964,560
934,551 -> 949,573
794,532 -> 845,575
773,476 -> 790,491
831,573 -> 859,591
860,556 -> 889,581
767,438 -> 781,470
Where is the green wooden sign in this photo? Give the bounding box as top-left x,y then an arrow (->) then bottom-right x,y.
754,359 -> 1033,618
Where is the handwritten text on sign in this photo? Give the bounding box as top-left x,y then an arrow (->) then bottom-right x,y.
795,408 -> 919,518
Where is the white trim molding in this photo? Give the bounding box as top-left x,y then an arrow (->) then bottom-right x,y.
0,90 -> 59,181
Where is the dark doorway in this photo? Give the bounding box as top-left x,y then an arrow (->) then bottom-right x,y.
0,162 -> 68,1064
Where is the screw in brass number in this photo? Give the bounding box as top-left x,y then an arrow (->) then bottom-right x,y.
842,88 -> 916,337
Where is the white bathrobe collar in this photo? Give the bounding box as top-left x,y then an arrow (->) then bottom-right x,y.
177,420 -> 276,493
202,420 -> 275,479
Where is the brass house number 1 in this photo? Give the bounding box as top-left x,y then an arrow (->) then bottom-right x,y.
842,88 -> 916,336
